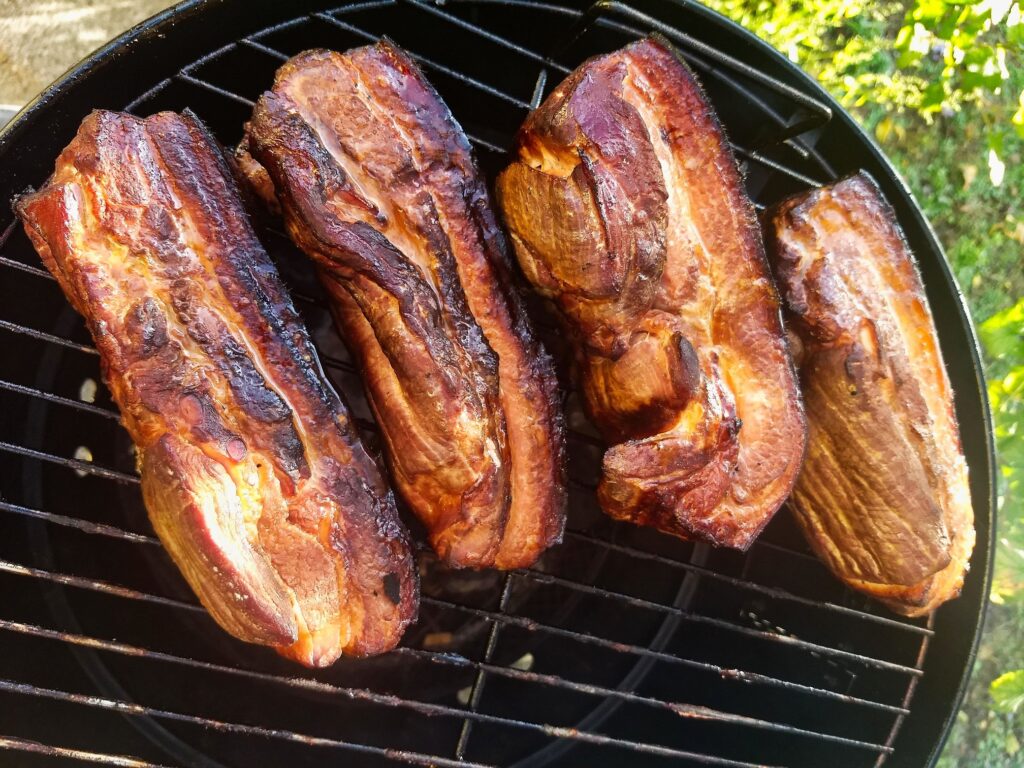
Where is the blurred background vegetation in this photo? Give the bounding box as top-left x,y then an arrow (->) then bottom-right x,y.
703,0 -> 1023,763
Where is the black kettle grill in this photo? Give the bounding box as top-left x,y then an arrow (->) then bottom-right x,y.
0,1 -> 995,766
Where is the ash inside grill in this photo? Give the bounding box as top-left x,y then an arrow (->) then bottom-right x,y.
0,1 -> 993,767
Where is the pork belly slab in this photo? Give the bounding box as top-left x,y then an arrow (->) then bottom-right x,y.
496,36 -> 806,549
241,43 -> 566,569
15,110 -> 417,665
766,172 -> 975,615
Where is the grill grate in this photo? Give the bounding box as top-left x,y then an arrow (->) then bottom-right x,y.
0,1 -> 991,767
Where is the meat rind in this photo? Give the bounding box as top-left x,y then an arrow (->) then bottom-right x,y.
242,44 -> 566,569
765,171 -> 975,615
496,36 -> 806,549
15,109 -> 417,665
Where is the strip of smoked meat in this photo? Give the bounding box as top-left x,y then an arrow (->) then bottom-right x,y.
765,172 -> 975,616
496,37 -> 806,549
16,109 -> 418,666
240,43 -> 566,569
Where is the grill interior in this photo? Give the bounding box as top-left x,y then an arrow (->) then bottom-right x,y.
0,1 -> 994,766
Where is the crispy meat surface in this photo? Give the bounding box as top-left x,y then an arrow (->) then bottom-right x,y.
241,43 -> 566,569
496,36 -> 806,549
765,171 -> 975,616
15,110 -> 417,665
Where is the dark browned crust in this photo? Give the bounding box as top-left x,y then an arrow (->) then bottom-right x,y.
15,109 -> 417,665
765,171 -> 975,616
241,43 -> 566,569
496,36 -> 806,549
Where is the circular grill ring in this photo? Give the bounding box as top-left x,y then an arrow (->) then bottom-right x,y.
0,1 -> 995,767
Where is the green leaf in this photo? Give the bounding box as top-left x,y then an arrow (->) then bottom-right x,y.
961,69 -> 1005,92
979,299 -> 1024,362
1008,729 -> 1021,756
1013,89 -> 1024,138
962,46 -> 996,68
921,80 -> 948,108
1010,9 -> 1024,46
991,670 -> 1024,713
935,7 -> 961,38
895,23 -> 915,50
912,0 -> 949,24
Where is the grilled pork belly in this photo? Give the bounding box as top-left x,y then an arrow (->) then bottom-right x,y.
765,172 -> 975,615
241,43 -> 566,569
496,36 -> 806,549
15,110 -> 417,665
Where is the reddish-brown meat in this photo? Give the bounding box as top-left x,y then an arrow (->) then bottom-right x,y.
240,43 -> 566,569
496,36 -> 806,549
765,172 -> 975,616
15,110 -> 417,665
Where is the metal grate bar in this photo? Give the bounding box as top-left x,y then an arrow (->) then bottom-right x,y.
0,515 -> 909,742
436,0 -> 821,166
174,42 -> 509,154
876,614 -> 933,766
315,13 -> 533,109
0,220 -> 16,249
590,1 -> 830,121
514,569 -> 923,675
247,15 -> 311,43
566,531 -> 933,636
179,41 -> 241,78
0,619 -> 795,767
0,501 -> 157,546
398,0 -> 572,74
393,648 -> 897,748
733,144 -> 826,187
0,679 -> 496,768
0,318 -> 97,355
0,324 -> 923,649
239,37 -> 290,62
177,72 -> 256,107
460,131 -> 508,155
0,506 -> 912,729
454,575 -> 513,759
320,352 -> 358,374
0,555 -> 906,716
283,288 -> 329,311
0,735 -> 172,768
420,596 -> 907,712
753,537 -> 821,563
0,449 -> 918,678
0,365 -> 923,652
0,254 -> 52,280
0,442 -> 138,484
0,558 -> 200,613
328,0 -> 399,13
124,78 -> 172,113
0,379 -> 118,420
